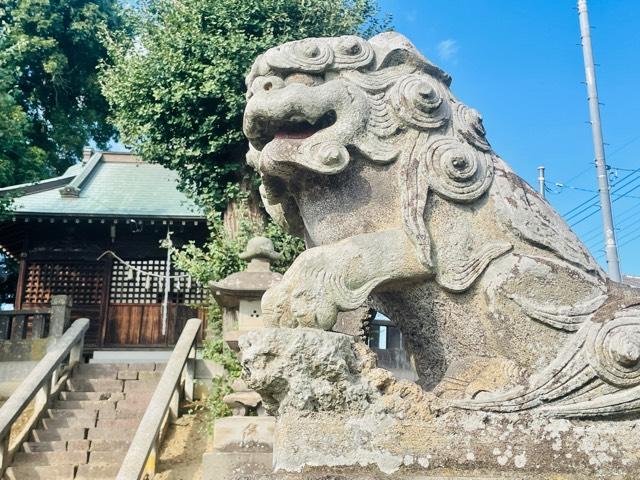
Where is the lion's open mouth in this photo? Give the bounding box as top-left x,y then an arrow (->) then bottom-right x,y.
256,110 -> 337,146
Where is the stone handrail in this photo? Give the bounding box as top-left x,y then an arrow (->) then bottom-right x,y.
0,317 -> 89,475
116,318 -> 201,480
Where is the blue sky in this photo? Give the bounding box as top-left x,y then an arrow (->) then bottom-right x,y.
379,0 -> 640,276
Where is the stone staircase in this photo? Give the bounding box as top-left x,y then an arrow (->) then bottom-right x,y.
4,362 -> 164,480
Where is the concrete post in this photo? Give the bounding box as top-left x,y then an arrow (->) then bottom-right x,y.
49,295 -> 72,338
69,335 -> 84,366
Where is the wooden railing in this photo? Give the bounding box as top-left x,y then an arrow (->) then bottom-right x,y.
0,310 -> 51,340
116,318 -> 200,480
0,318 -> 89,475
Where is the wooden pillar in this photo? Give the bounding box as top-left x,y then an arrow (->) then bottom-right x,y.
99,256 -> 113,348
14,253 -> 27,309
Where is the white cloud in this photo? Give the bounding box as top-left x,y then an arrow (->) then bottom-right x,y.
437,39 -> 459,61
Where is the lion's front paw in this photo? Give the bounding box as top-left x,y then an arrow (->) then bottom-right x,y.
261,251 -> 340,330
261,274 -> 339,330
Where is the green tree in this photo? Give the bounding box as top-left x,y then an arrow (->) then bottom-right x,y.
0,71 -> 48,188
102,0 -> 390,211
0,0 -> 125,181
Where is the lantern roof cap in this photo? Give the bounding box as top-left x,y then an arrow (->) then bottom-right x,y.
209,236 -> 285,308
239,236 -> 282,263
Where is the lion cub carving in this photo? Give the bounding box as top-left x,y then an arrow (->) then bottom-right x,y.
242,32 -> 640,417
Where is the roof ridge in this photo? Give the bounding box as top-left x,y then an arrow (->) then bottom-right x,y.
0,174 -> 75,196
59,152 -> 103,198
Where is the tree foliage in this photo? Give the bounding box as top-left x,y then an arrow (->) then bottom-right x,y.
0,71 -> 49,189
102,0 -> 390,210
0,0 -> 125,185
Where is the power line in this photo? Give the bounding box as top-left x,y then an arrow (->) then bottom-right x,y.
548,181 -> 640,199
560,167 -> 640,217
551,130 -> 640,189
619,230 -> 640,249
583,203 -> 640,250
584,207 -> 640,245
606,133 -> 640,158
616,222 -> 640,245
566,171 -> 640,224
570,181 -> 640,227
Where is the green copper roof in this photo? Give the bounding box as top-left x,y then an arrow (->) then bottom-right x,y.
2,152 -> 204,219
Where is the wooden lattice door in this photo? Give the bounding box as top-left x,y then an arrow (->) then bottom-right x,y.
105,259 -> 205,346
21,261 -> 107,347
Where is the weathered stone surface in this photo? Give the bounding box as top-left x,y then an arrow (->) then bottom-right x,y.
241,328 -> 640,478
240,30 -> 640,478
242,31 -> 640,418
241,328 -> 430,419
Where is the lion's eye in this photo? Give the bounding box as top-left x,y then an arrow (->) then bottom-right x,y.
303,44 -> 320,58
252,76 -> 284,94
337,38 -> 361,55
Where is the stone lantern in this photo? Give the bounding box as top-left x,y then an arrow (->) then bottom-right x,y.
209,236 -> 283,352
203,236 -> 282,478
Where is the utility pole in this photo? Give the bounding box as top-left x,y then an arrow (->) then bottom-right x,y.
538,166 -> 546,198
577,0 -> 621,282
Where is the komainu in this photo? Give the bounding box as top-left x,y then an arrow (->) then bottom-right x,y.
243,32 -> 640,417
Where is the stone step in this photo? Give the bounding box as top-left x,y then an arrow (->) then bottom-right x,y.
71,370 -> 118,382
23,441 -> 67,453
59,391 -> 125,401
88,449 -> 126,465
95,418 -> 140,430
116,369 -> 138,380
114,399 -> 152,412
89,439 -> 129,452
89,348 -> 170,364
95,408 -> 139,420
67,378 -> 124,392
53,400 -> 117,411
47,409 -> 98,420
22,439 -> 91,453
21,439 -> 128,453
32,427 -> 87,442
75,463 -> 121,479
75,363 -> 121,377
137,371 -> 163,381
4,465 -> 75,480
122,380 -> 157,393
12,450 -> 88,466
87,426 -> 136,441
41,417 -> 96,430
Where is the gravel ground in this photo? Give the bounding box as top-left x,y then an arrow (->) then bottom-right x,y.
154,403 -> 211,480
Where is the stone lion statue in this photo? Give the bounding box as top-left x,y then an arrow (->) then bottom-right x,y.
242,32 -> 640,418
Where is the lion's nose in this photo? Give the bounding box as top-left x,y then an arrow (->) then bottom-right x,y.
251,76 -> 285,95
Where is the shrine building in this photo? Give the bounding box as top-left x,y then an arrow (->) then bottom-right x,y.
0,150 -> 208,351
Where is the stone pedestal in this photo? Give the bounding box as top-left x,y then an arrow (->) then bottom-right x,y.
237,327 -> 640,480
202,416 -> 275,479
203,237 -> 282,479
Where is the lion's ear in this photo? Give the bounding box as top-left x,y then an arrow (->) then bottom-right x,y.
369,32 -> 451,86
